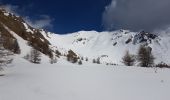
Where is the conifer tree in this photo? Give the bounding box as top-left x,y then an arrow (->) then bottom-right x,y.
30,48 -> 41,64
137,45 -> 154,67
122,50 -> 135,66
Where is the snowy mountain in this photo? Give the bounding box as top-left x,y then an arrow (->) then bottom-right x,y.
0,8 -> 170,65
42,30 -> 170,65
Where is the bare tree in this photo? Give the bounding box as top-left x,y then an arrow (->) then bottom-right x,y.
137,45 -> 154,67
30,48 -> 41,64
122,50 -> 135,66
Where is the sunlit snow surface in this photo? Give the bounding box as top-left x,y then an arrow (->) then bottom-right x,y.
0,56 -> 170,100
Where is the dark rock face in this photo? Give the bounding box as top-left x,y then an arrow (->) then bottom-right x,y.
133,31 -> 158,44
125,38 -> 132,44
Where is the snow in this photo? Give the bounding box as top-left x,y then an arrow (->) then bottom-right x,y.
42,30 -> 170,65
0,56 -> 170,100
40,38 -> 45,42
3,12 -> 9,16
0,9 -> 10,16
22,22 -> 34,33
3,24 -> 51,64
3,24 -> 32,56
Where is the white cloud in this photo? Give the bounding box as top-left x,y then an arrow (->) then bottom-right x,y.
0,4 -> 19,15
105,0 -> 117,10
24,15 -> 54,29
0,4 -> 53,29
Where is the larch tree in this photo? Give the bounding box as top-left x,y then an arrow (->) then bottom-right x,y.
122,50 -> 135,66
30,48 -> 41,64
137,45 -> 155,67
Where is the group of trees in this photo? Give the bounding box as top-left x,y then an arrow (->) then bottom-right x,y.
93,57 -> 101,64
24,48 -> 60,64
0,34 -> 13,76
156,62 -> 170,68
24,48 -> 41,64
66,50 -> 83,65
122,45 -> 155,67
67,50 -> 78,63
66,50 -> 93,65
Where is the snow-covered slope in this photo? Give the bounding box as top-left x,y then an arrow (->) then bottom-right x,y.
41,30 -> 170,65
0,8 -> 51,56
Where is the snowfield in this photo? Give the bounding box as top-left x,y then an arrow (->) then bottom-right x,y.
0,57 -> 170,100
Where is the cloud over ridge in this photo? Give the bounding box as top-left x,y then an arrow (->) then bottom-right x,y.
0,3 -> 53,29
102,0 -> 170,32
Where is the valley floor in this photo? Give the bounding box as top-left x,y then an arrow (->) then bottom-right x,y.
0,57 -> 170,100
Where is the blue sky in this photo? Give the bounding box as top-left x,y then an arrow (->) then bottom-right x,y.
0,0 -> 111,34
1,0 -> 170,34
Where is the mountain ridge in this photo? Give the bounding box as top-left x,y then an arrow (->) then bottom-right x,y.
0,8 -> 170,65
41,29 -> 170,65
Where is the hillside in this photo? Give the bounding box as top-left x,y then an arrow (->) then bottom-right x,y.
42,30 -> 170,65
0,8 -> 51,56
